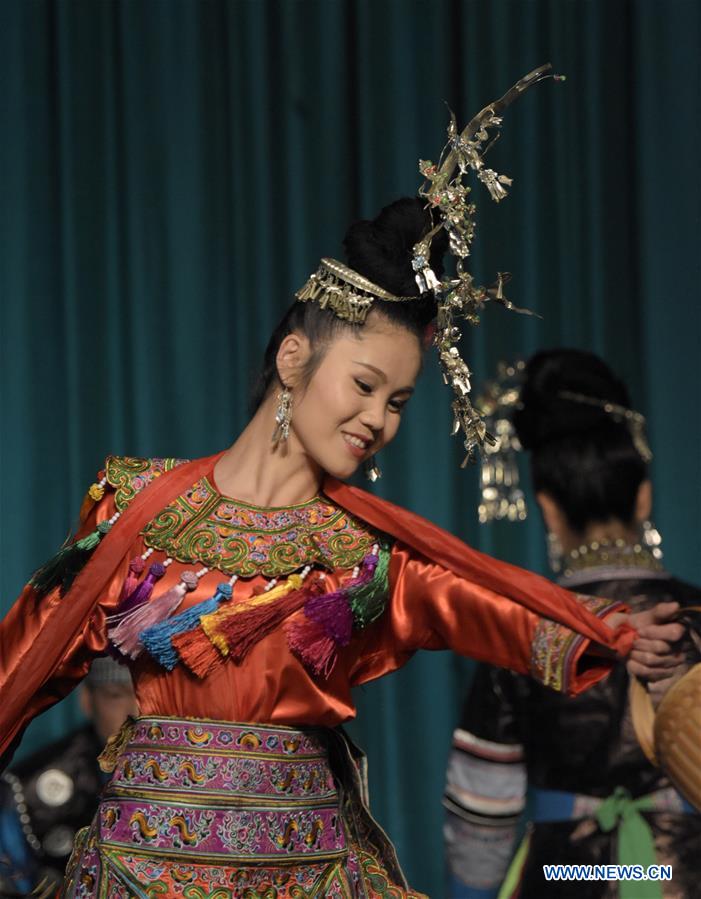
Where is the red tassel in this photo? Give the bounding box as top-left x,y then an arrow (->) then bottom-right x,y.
223,588 -> 313,663
172,628 -> 222,678
285,612 -> 338,677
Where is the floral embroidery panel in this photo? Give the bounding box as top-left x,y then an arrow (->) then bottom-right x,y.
105,457 -> 378,578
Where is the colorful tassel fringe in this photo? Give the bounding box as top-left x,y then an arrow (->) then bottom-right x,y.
109,570 -> 198,659
173,575 -> 322,678
140,583 -> 232,670
127,543 -> 390,680
170,627 -> 222,678
285,545 -> 390,677
202,575 -> 306,657
349,548 -> 389,626
285,614 -> 339,679
302,588 -> 354,645
173,576 -> 304,677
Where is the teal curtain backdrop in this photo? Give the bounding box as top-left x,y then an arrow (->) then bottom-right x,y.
1,0 -> 699,893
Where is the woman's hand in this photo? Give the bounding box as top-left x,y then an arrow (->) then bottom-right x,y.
646,660 -> 691,708
614,601 -> 686,681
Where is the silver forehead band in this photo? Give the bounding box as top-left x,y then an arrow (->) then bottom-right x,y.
558,390 -> 653,463
295,258 -> 414,325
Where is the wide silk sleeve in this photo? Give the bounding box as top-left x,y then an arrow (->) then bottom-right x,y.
0,484 -> 127,768
349,542 -> 628,696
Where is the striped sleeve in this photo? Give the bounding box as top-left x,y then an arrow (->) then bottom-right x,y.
444,666 -> 526,898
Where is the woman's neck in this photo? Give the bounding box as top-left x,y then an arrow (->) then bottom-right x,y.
213,396 -> 323,508
561,519 -> 639,554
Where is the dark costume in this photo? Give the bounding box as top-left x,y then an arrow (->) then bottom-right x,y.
444,546 -> 701,898
0,726 -> 105,895
0,455 -> 635,897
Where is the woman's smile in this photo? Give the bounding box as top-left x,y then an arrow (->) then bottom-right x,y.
342,431 -> 372,458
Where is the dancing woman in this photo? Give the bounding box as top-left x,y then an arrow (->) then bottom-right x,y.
0,69 -> 682,897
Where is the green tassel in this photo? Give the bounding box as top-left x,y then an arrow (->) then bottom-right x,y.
30,520 -> 113,599
29,544 -> 74,597
74,527 -> 105,552
349,542 -> 390,627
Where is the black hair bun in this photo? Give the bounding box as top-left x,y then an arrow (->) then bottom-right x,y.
513,349 -> 632,451
343,197 -> 448,297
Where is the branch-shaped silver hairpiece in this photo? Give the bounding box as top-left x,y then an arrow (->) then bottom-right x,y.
413,63 -> 563,465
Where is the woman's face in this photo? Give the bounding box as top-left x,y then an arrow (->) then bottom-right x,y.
281,316 -> 423,480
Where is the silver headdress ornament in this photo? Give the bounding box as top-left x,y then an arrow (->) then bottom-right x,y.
476,360 -> 527,523
296,257 -> 415,325
296,63 -> 563,464
475,366 -> 655,523
557,390 -> 653,463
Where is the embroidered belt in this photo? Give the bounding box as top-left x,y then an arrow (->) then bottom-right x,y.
98,716 -> 347,863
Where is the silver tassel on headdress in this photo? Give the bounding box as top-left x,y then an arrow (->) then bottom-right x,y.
476,360 -> 528,522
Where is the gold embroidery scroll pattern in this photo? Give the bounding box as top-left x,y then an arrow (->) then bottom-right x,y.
139,477 -> 376,578
106,456 -> 190,512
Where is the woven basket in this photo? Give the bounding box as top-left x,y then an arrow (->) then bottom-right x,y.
630,663 -> 701,811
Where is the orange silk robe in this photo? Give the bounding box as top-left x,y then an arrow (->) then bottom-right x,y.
0,454 -> 634,765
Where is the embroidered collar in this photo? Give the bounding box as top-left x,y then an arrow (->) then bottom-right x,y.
105,456 -> 377,578
558,540 -> 666,587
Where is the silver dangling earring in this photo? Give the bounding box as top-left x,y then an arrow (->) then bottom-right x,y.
271,386 -> 292,445
641,520 -> 663,560
546,531 -> 563,574
364,455 -> 382,482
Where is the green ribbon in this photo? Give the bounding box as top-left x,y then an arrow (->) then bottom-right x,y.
497,832 -> 531,899
595,786 -> 663,899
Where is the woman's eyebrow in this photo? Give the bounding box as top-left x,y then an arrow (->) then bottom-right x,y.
353,361 -> 387,381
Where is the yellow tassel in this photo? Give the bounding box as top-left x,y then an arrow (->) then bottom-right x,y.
200,576 -> 303,654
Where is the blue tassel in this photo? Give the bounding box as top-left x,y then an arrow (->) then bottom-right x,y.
139,583 -> 232,670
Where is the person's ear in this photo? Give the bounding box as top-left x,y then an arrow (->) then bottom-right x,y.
634,479 -> 653,523
275,332 -> 312,390
535,491 -> 568,542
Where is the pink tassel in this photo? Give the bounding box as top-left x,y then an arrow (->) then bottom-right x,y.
116,561 -> 166,618
120,556 -> 146,602
286,612 -> 340,678
110,571 -> 198,659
